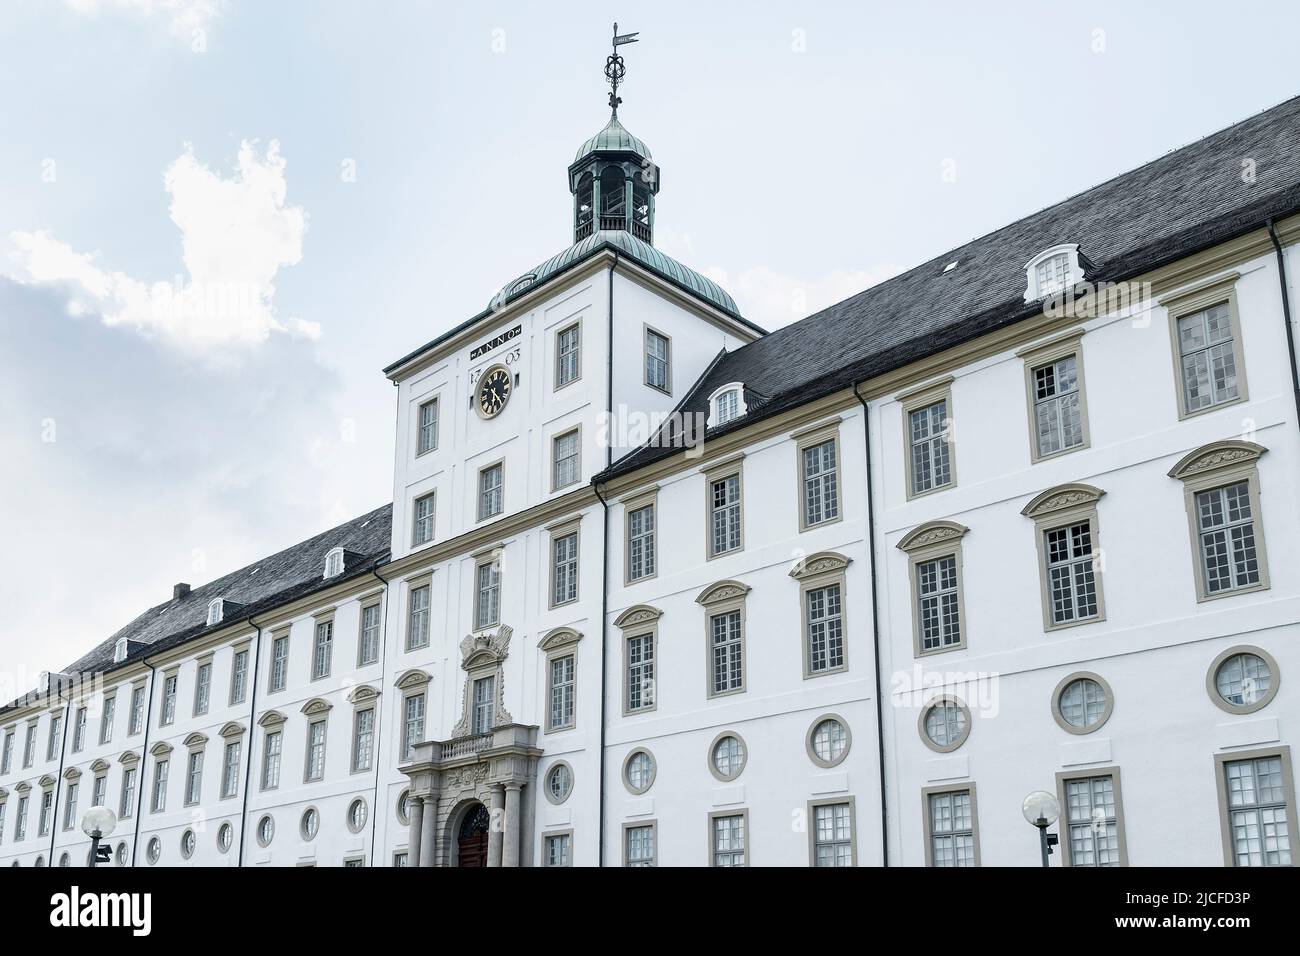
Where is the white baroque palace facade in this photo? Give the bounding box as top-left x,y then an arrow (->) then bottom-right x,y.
4,90 -> 1300,868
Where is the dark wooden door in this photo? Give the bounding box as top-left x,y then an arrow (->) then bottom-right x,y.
457,803 -> 491,867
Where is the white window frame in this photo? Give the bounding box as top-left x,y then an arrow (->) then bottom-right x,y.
416,396 -> 440,456
644,326 -> 671,394
624,493 -> 657,584
900,379 -> 956,500
551,427 -> 581,492
705,458 -> 744,559
549,524 -> 580,609
1024,243 -> 1084,302
1023,484 -> 1107,631
406,578 -> 431,650
554,322 -> 581,390
808,797 -> 857,867
411,491 -> 436,547
477,462 -> 504,521
898,521 -> 969,657
922,784 -> 980,867
1055,767 -> 1128,867
1161,274 -> 1249,420
795,422 -> 843,530
706,383 -> 747,428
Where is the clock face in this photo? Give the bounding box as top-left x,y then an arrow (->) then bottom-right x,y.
477,365 -> 512,418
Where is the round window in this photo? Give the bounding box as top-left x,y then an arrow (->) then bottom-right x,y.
1053,674 -> 1113,734
217,822 -> 232,853
623,750 -> 656,794
920,698 -> 970,753
146,837 -> 161,864
58,852 -> 70,868
807,716 -> 850,767
256,814 -> 275,847
397,790 -> 411,826
545,762 -> 574,804
347,798 -> 368,834
709,733 -> 747,781
180,829 -> 196,860
1210,648 -> 1278,713
300,807 -> 319,841
115,842 -> 128,866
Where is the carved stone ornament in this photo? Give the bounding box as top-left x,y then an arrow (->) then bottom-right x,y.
218,721 -> 246,739
897,521 -> 970,553
460,625 -> 513,672
450,626 -> 514,738
695,580 -> 751,606
300,697 -> 333,716
1167,440 -> 1267,481
257,709 -> 287,728
1020,483 -> 1106,519
445,763 -> 490,791
89,758 -> 110,773
613,605 -> 663,629
346,684 -> 381,705
537,627 -> 582,652
788,551 -> 852,580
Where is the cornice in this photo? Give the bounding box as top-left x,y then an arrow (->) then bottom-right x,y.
613,604 -> 663,629
1021,483 -> 1106,519
1168,440 -> 1268,481
695,580 -> 752,606
897,520 -> 970,553
537,627 -> 583,652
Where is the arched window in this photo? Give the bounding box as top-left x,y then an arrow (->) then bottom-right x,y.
206,599 -> 223,626
1025,244 -> 1084,301
632,179 -> 652,240
600,166 -> 626,227
574,173 -> 594,239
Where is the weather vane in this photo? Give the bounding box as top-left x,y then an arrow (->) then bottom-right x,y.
605,22 -> 639,115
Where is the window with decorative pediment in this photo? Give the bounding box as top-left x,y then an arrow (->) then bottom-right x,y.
696,581 -> 750,698
450,627 -> 513,740
898,521 -> 969,657
615,606 -> 662,716
538,628 -> 582,733
1022,484 -> 1107,631
790,552 -> 852,678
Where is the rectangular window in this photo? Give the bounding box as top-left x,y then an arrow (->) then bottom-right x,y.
544,831 -> 573,867
0,730 -> 11,774
194,661 -> 212,715
352,708 -> 375,773
269,635 -> 289,692
230,649 -> 249,704
16,796 -> 29,840
1178,301 -> 1242,414
305,721 -> 327,782
1045,520 -> 1099,625
261,730 -> 282,790
551,531 -> 579,606
555,324 -> 581,388
92,774 -> 107,808
645,328 -> 670,393
801,438 -> 840,527
312,619 -> 334,680
99,696 -> 115,745
475,560 -> 500,630
806,583 -> 844,674
38,790 -> 52,836
1062,774 -> 1122,867
548,655 -> 575,732
712,813 -> 746,867
626,633 -> 655,713
625,823 -> 656,867
358,603 -> 382,666
220,741 -> 241,799
22,723 -> 36,768
393,852 -> 409,868
916,555 -> 961,652
1197,481 -> 1261,595
1222,753 -> 1293,867
184,750 -> 203,805
709,474 -> 743,557
403,693 -> 426,760
471,677 -> 495,735
927,789 -> 976,867
908,400 -> 951,495
407,583 -> 431,650
1031,355 -> 1084,458
62,781 -> 79,831
812,802 -> 854,867
150,760 -> 168,813
478,463 -> 503,520
119,768 -> 136,819
46,715 -> 62,762
72,706 -> 87,753
412,491 -> 436,546
627,502 -> 656,581
129,686 -> 146,736
710,611 -> 744,696
416,397 -> 439,455
552,429 -> 580,490
160,674 -> 177,726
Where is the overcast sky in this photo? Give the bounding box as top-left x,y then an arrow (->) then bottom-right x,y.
2,0 -> 1298,690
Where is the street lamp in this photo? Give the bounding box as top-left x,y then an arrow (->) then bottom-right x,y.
1021,791 -> 1060,868
81,806 -> 117,867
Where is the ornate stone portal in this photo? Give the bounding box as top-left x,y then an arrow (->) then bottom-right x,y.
399,624 -> 541,867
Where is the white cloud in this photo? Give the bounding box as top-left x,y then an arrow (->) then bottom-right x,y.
8,140 -> 307,349
64,0 -> 221,38
699,263 -> 904,330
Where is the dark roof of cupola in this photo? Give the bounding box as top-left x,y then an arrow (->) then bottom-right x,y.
574,114 -> 652,164
603,93 -> 1300,480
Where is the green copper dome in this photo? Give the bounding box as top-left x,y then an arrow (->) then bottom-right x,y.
489,230 -> 747,320
574,115 -> 652,163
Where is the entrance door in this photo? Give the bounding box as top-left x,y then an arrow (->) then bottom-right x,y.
457,803 -> 491,867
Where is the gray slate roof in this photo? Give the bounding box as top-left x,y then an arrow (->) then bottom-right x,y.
1,504 -> 392,714
603,93 -> 1300,479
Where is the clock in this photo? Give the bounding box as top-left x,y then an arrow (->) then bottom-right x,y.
477,364 -> 512,418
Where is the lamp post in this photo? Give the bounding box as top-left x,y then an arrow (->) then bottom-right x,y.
1021,791 -> 1060,868
81,806 -> 117,867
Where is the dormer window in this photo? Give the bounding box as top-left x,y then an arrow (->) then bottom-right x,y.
1025,244 -> 1084,302
114,638 -> 129,663
207,599 -> 224,626
707,384 -> 747,428
324,548 -> 345,579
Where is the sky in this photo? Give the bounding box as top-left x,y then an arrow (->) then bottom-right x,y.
2,0 -> 1298,690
